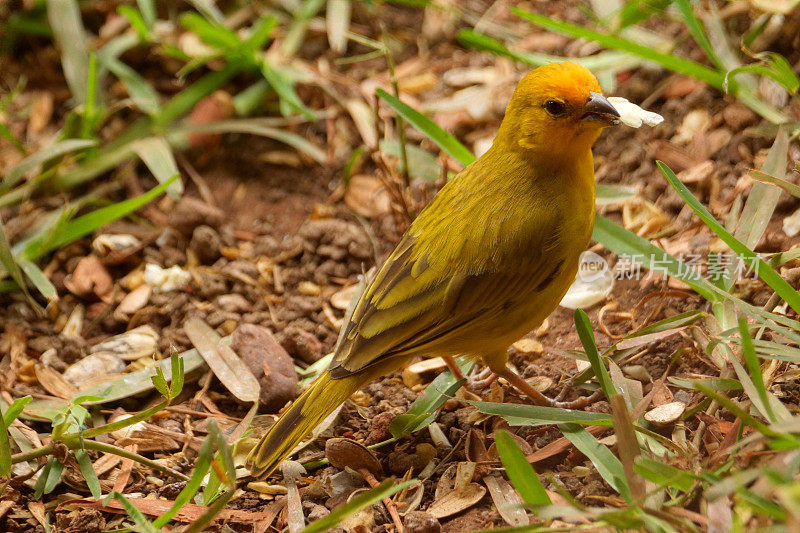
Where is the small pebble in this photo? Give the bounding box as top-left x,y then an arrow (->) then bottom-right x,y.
232,324 -> 299,411
404,511 -> 441,533
190,225 -> 222,263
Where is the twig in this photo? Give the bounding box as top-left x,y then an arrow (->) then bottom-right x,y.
11,440 -> 190,481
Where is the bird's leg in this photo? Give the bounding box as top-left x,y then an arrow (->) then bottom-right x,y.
443,356 -> 467,381
442,356 -> 499,392
493,366 -> 553,406
494,366 -> 605,409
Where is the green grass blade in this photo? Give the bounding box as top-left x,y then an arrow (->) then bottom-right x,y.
17,259 -> 58,302
495,430 -> 551,507
592,215 -> 717,301
728,346 -> 790,422
152,427 -> 214,528
674,0 -> 723,70
658,160 -> 800,316
457,28 -> 556,67
103,58 -> 162,116
260,62 -> 315,120
118,5 -> 151,41
2,396 -> 33,427
0,221 -> 33,304
301,479 -> 415,533
734,88 -> 788,124
37,457 -> 65,497
0,428 -> 10,479
0,396 -> 23,476
282,0 -> 326,56
169,353 -> 184,398
457,29 -> 642,76
625,310 -> 705,338
390,358 -> 471,439
46,0 -> 89,103
82,53 -> 100,138
511,7 -> 725,89
177,120 -> 327,164
105,492 -> 158,533
22,177 -> 176,260
179,12 -> 240,50
376,88 -> 475,167
136,0 -> 156,29
464,399 -> 612,427
732,130 -> 788,252
208,420 -> 235,485
693,382 -> 782,439
738,317 -> 776,422
559,423 -> 632,502
4,139 -> 96,190
156,62 -> 241,127
574,309 -> 617,400
668,377 -> 743,392
749,169 -> 800,198
151,366 -> 170,398
74,448 -> 102,498
618,0 -> 672,28
244,15 -> 278,51
50,62 -> 239,193
131,137 -> 182,197
233,80 -> 273,116
0,122 -> 25,154
727,53 -> 799,95
185,0 -> 224,22
596,184 -> 638,205
182,488 -> 234,533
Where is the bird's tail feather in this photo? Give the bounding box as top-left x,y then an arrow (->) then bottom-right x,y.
246,370 -> 365,478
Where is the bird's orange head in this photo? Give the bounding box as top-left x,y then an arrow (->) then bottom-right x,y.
497,62 -> 619,157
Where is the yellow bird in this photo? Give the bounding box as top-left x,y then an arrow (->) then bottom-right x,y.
247,62 -> 620,478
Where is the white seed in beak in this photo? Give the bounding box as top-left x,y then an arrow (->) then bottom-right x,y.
607,97 -> 664,128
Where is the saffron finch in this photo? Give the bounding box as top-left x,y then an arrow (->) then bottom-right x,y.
247,61 -> 620,478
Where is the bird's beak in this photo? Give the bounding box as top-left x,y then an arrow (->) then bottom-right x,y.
581,92 -> 620,126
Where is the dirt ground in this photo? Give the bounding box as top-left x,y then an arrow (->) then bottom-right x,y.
2,1 -> 800,532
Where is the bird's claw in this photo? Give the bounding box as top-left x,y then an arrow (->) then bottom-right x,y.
464,366 -> 499,392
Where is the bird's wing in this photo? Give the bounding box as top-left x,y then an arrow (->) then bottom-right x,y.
329,211 -> 563,377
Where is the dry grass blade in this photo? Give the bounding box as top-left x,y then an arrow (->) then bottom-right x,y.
609,394 -> 646,502
326,0 -> 351,54
132,138 -> 184,198
46,0 -> 88,102
184,317 -> 260,403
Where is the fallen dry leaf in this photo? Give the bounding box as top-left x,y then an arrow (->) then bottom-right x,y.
344,175 -> 391,218
185,316 -> 260,403
34,364 -> 78,399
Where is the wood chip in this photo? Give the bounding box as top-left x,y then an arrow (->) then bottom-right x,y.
403,357 -> 448,388
644,401 -> 686,426
512,338 -> 543,355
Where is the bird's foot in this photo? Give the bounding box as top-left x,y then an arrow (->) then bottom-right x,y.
465,366 -> 499,392
442,358 -> 499,393
495,366 -> 604,409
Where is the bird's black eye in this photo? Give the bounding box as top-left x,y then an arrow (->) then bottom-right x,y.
544,100 -> 567,117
